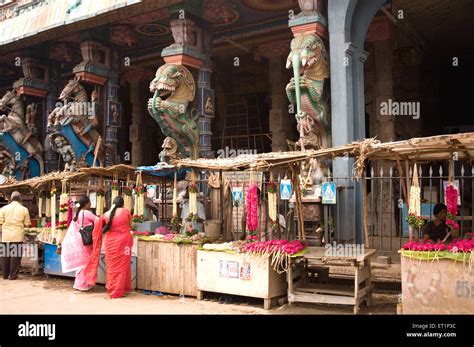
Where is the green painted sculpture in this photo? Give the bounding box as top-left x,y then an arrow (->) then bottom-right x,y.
148,64 -> 199,160
286,33 -> 330,150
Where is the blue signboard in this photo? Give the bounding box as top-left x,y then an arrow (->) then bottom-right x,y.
322,182 -> 336,204
280,179 -> 292,200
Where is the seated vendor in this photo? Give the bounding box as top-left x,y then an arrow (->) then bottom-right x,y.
179,187 -> 206,234
423,203 -> 458,242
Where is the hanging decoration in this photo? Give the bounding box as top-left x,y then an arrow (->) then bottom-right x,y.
267,178 -> 279,232
124,175 -> 133,211
50,186 -> 57,244
111,174 -> 119,205
445,162 -> 460,232
171,172 -> 180,229
96,177 -> 106,216
37,191 -> 43,219
45,190 -> 51,218
407,164 -> 423,240
246,183 -> 259,233
133,172 -> 145,223
57,181 -> 69,252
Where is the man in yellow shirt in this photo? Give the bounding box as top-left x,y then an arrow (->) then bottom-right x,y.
0,191 -> 31,280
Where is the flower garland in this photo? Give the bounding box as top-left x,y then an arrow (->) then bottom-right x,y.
50,187 -> 57,244
171,172 -> 179,230
133,185 -> 145,218
188,182 -> 198,215
267,181 -> 278,232
123,186 -> 133,211
45,191 -> 51,218
110,180 -> 119,204
402,235 -> 474,253
246,183 -> 258,232
38,192 -> 43,218
445,184 -> 460,231
57,193 -> 69,246
96,189 -> 105,216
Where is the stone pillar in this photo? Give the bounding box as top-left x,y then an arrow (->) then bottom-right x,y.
44,62 -> 61,173
122,68 -> 151,166
197,30 -> 215,159
255,40 -> 291,152
327,0 -> 387,245
160,18 -> 205,159
105,67 -> 120,166
367,19 -> 397,238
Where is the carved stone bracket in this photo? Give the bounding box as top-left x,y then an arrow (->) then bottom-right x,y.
254,39 -> 291,61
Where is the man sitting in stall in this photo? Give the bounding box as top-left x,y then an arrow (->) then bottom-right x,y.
423,203 -> 459,242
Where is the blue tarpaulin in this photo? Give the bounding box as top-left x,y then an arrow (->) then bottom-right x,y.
136,164 -> 189,181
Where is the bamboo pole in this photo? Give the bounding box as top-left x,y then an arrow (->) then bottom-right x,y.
92,136 -> 102,168
289,163 -> 305,241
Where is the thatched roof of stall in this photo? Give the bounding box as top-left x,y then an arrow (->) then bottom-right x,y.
176,132 -> 474,176
0,164 -> 162,193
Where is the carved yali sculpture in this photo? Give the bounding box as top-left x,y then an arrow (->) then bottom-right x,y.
148,64 -> 199,159
0,89 -> 44,178
159,136 -> 180,164
286,33 -> 330,150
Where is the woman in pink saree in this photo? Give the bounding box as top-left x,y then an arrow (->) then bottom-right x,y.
61,196 -> 96,291
84,196 -> 133,299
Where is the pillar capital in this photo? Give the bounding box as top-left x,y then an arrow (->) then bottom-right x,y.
121,68 -> 154,85
254,39 -> 291,61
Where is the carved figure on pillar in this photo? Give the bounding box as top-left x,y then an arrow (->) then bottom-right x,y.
47,77 -> 105,166
0,89 -> 44,179
49,133 -> 77,172
148,64 -> 199,160
0,145 -> 16,177
286,33 -> 330,150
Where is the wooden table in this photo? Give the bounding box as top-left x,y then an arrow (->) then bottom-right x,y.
287,247 -> 376,314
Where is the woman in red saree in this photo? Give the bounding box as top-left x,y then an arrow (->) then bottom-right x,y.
84,196 -> 133,299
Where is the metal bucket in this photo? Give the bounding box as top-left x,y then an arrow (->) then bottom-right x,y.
204,220 -> 222,239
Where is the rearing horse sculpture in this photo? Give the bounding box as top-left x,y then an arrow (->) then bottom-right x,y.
0,88 -> 44,178
47,77 -> 104,166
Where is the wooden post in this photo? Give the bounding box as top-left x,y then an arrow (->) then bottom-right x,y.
289,163 -> 305,241
92,136 -> 102,168
396,155 -> 408,205
362,171 -> 370,248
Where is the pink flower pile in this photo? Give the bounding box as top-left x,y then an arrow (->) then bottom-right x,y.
402,240 -> 446,252
246,184 -> 259,232
132,231 -> 151,236
402,237 -> 474,253
247,234 -> 258,242
242,239 -> 306,255
447,238 -> 474,253
155,226 -> 170,235
163,233 -> 177,241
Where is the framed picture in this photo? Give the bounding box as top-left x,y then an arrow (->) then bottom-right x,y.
107,101 -> 121,127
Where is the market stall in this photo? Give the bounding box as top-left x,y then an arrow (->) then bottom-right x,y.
0,164 -> 161,280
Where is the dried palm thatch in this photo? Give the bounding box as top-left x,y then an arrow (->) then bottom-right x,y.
0,164 -> 161,193
176,132 -> 474,177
